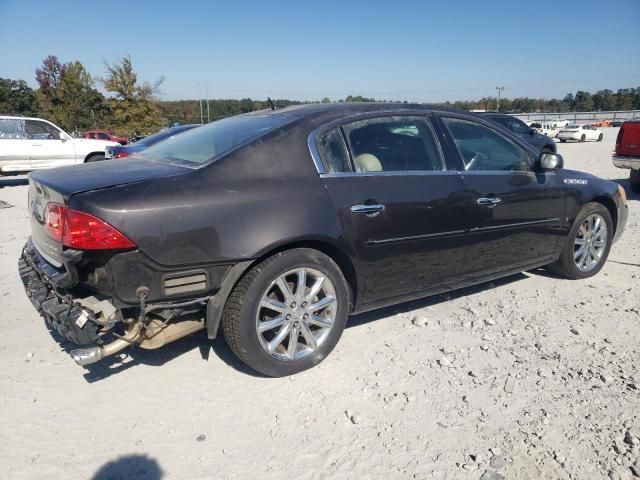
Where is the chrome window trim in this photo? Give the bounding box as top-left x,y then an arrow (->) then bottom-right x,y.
320,170 -> 461,179
307,109 -> 449,176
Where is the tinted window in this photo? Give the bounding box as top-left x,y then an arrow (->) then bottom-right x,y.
97,132 -> 109,139
0,119 -> 23,139
442,117 -> 531,172
138,115 -> 296,166
25,120 -> 60,140
342,116 -> 443,172
489,116 -> 531,134
317,128 -> 351,173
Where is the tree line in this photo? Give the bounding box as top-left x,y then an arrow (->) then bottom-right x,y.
1,55 -> 639,136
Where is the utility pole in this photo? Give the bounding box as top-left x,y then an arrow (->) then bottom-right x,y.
496,86 -> 505,112
205,80 -> 210,123
197,81 -> 203,124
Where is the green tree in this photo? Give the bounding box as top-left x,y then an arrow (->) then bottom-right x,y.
573,91 -> 594,111
35,55 -> 106,132
102,56 -> 164,136
0,78 -> 38,115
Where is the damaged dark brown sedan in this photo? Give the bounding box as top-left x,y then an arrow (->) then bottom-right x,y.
19,103 -> 628,376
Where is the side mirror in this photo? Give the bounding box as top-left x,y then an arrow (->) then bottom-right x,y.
529,128 -> 536,136
539,152 -> 563,170
59,132 -> 69,142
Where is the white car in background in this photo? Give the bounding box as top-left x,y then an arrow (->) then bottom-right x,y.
557,124 -> 604,143
0,116 -> 118,174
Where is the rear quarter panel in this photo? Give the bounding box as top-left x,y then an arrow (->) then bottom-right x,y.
69,123 -> 353,268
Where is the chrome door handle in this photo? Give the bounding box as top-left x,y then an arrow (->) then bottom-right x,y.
477,197 -> 502,207
350,204 -> 385,215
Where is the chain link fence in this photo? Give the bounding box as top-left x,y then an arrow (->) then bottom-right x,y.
513,110 -> 640,123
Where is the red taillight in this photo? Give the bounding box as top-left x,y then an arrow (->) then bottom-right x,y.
44,203 -> 135,250
44,203 -> 65,242
114,151 -> 131,159
615,126 -> 624,151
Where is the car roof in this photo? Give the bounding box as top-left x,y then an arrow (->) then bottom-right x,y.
241,102 -> 466,126
0,115 -> 51,121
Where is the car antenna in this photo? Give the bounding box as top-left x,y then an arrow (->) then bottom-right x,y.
267,97 -> 275,111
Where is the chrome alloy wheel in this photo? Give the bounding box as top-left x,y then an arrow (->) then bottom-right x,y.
256,267 -> 337,361
574,213 -> 608,272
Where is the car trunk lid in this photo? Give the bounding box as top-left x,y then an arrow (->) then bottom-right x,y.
28,159 -> 191,266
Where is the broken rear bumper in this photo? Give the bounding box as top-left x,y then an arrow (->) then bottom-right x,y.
19,239 -> 106,346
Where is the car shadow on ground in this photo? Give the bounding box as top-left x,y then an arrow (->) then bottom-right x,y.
91,453 -> 163,480
347,272 -> 527,328
52,273 -> 529,382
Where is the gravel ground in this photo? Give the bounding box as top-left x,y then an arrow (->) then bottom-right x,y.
0,128 -> 638,480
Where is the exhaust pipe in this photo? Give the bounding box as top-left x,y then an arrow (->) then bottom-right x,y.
70,318 -> 205,366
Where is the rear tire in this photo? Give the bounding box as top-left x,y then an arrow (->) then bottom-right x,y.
559,139 -> 566,143
597,133 -> 603,142
85,154 -> 105,163
547,202 -> 613,279
630,170 -> 640,193
221,248 -> 350,377
579,134 -> 586,142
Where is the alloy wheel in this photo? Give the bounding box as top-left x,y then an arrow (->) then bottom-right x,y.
256,267 -> 336,361
573,213 -> 608,272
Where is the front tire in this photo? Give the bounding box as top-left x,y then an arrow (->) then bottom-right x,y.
547,202 -> 613,279
630,169 -> 640,193
221,248 -> 350,377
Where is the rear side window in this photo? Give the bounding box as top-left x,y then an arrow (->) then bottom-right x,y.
442,117 -> 531,172
342,116 -> 444,173
0,119 -> 23,139
138,115 -> 295,166
317,128 -> 351,173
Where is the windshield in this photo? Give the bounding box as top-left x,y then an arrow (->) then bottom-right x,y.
135,125 -> 198,147
137,115 -> 296,166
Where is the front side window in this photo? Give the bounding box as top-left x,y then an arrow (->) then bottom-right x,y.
442,117 -> 531,172
138,115 -> 296,166
0,119 -> 23,139
341,116 -> 443,173
97,132 -> 109,139
25,120 -> 60,140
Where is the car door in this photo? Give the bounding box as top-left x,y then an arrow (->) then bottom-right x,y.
0,118 -> 32,172
24,119 -> 76,169
436,115 -> 565,278
313,114 -> 471,303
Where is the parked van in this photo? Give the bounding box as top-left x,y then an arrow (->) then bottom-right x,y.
613,120 -> 640,192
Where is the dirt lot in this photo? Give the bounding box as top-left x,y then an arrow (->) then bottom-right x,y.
0,128 -> 638,480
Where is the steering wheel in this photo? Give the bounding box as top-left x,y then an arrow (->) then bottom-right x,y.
464,150 -> 488,171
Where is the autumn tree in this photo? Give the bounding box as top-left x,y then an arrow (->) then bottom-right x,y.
35,55 -> 106,132
102,56 -> 164,136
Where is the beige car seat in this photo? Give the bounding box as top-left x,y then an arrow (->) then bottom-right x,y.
354,153 -> 382,173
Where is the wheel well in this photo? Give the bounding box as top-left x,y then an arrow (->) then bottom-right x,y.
591,196 -> 617,233
251,240 -> 359,309
84,152 -> 103,162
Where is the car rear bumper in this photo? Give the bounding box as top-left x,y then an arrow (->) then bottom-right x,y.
612,155 -> 640,170
19,239 -> 105,345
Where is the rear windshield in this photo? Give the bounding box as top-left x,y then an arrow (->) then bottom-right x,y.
135,125 -> 198,147
137,115 -> 296,166
566,125 -> 580,128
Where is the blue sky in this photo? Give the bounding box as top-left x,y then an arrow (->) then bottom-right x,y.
1,0 -> 638,102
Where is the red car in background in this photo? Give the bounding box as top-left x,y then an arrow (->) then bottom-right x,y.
84,130 -> 128,145
613,120 -> 640,193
